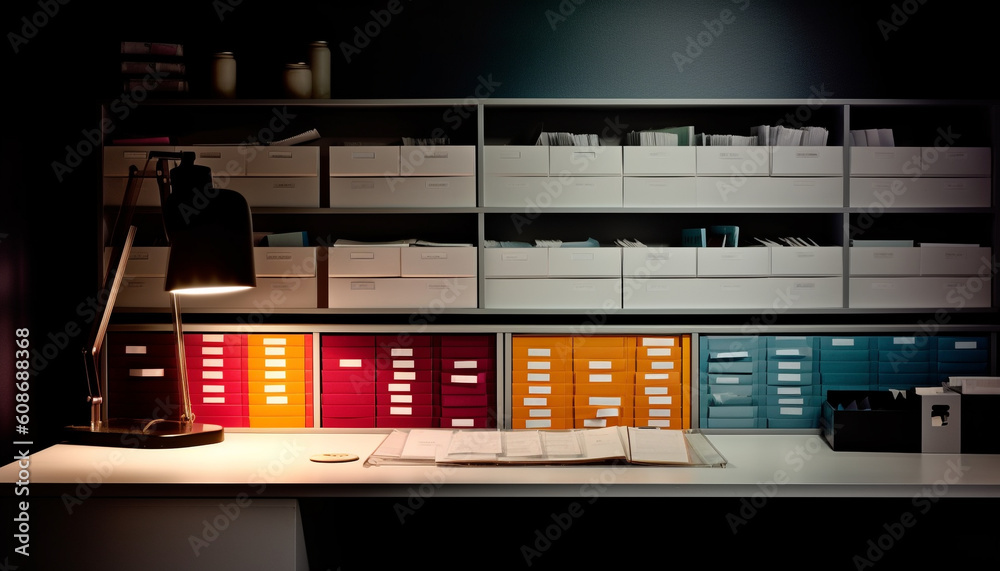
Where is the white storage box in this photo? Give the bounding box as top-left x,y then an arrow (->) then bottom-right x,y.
696,176 -> 842,207
548,146 -> 623,176
622,177 -> 698,207
243,145 -> 318,176
547,247 -> 622,278
919,246 -> 992,276
482,248 -> 548,278
103,145 -> 177,177
224,177 -> 320,207
696,146 -> 770,176
849,177 -> 991,208
849,247 -> 920,275
920,147 -> 991,177
327,246 -> 403,277
484,176 -> 622,207
329,146 -> 400,176
770,146 -> 843,176
329,277 -> 477,308
400,145 -> 475,176
175,145 -> 246,177
400,247 -> 477,277
622,147 -> 696,175
770,247 -> 844,276
697,248 -> 770,276
849,147 -> 919,176
484,278 -> 621,309
622,247 -> 697,277
483,146 -> 549,175
330,176 -> 475,208
623,277 -> 842,309
849,277 -> 992,308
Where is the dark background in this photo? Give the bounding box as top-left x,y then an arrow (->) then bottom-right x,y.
1,1 -> 998,569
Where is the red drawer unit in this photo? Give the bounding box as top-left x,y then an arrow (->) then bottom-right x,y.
320,334 -> 376,428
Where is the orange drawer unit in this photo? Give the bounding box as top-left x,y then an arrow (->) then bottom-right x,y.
511,335 -> 574,429
247,334 -> 313,428
634,335 -> 691,429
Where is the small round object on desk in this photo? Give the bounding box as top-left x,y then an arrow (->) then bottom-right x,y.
310,452 -> 359,463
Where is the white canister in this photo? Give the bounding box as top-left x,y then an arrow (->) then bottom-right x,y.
283,63 -> 312,98
309,41 -> 331,98
211,52 -> 236,98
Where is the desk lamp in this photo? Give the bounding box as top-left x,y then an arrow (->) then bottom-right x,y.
64,151 -> 256,448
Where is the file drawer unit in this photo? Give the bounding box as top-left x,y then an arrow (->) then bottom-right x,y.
438,335 -> 497,429
622,146 -> 697,207
572,336 -> 635,429
817,336 -> 878,395
932,336 -> 990,384
320,335 -> 376,428
483,146 -> 624,208
375,334 -> 440,429
238,145 -> 320,207
633,335 -> 690,429
765,337 -> 821,428
185,333 -> 248,428
330,145 -> 476,207
699,336 -> 766,428
246,334 -> 313,429
849,146 -> 992,208
511,336 -> 575,430
105,332 -> 181,422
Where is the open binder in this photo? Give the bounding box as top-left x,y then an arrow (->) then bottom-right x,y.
365,427 -> 728,468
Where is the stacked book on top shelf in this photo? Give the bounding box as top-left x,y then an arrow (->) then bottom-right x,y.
120,41 -> 188,94
849,128 -> 894,147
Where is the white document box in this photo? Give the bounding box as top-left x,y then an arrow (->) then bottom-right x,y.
849,177 -> 991,208
849,247 -> 920,275
622,147 -> 696,175
920,147 -> 991,177
695,177 -> 842,208
849,277 -> 992,308
329,277 -> 478,308
103,145 -> 177,177
328,246 -> 403,277
623,277 -> 842,309
547,248 -> 622,278
484,278 -> 622,309
400,247 -> 477,277
548,146 -> 623,176
697,248 -> 770,276
483,248 -> 548,278
175,145 -> 247,177
244,146 -> 318,176
329,176 -> 475,208
622,248 -> 697,277
696,146 -> 770,176
329,146 -> 400,176
849,147 -> 919,176
623,177 -> 698,207
770,147 -> 843,176
225,177 -> 320,207
483,146 -> 549,175
770,247 -> 844,276
253,247 -> 317,277
919,246 -> 992,276
484,176 -> 622,207
400,145 -> 475,176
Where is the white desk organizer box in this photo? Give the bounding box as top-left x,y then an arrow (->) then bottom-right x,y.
103,145 -> 321,208
849,245 -> 993,308
849,146 -> 992,208
328,246 -> 478,308
483,247 -> 623,309
114,247 -> 319,309
622,246 -> 844,309
329,145 -> 476,208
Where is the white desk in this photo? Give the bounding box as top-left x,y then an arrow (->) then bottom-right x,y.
4,431 -> 999,570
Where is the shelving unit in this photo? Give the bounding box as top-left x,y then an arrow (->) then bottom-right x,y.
99,98 -> 998,434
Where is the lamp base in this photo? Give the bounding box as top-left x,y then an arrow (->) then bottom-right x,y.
64,418 -> 224,449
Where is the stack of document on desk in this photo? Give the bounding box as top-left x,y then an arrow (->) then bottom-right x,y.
365,427 -> 728,467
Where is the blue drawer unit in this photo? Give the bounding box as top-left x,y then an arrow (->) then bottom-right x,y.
874,335 -> 934,390
700,336 -> 765,428
764,336 -> 820,427
934,336 -> 990,383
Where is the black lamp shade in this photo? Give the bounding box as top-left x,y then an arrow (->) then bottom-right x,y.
162,155 -> 256,294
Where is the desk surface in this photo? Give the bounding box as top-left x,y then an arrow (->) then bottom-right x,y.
4,431 -> 998,498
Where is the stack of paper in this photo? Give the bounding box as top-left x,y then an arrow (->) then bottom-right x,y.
536,132 -> 600,145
